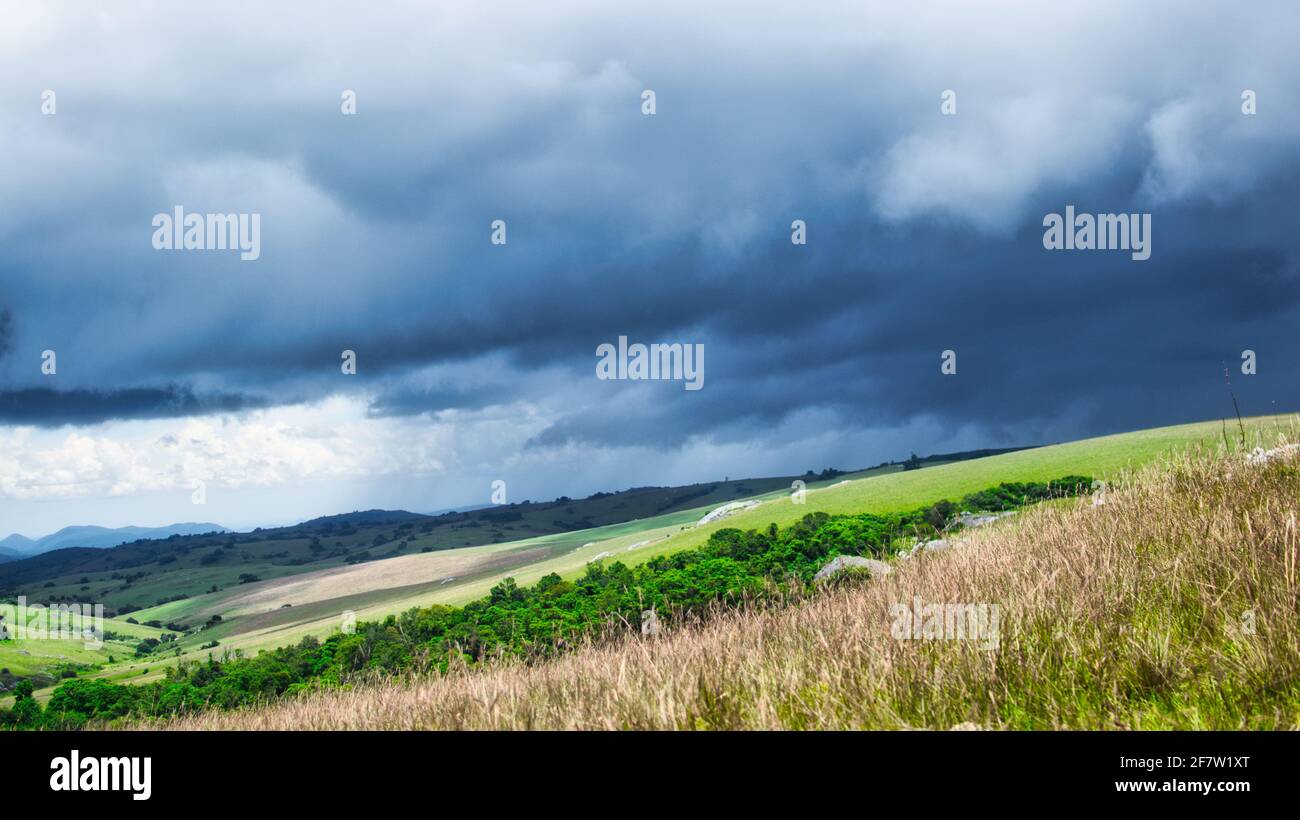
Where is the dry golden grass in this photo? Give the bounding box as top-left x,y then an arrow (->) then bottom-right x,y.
153,439 -> 1300,730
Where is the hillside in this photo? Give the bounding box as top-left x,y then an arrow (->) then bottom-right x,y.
2,415 -> 1291,703
0,446 -> 1026,625
0,473 -> 870,618
0,463 -> 928,695
150,427 -> 1300,730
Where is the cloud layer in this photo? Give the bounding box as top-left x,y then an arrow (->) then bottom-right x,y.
2,1 -> 1299,528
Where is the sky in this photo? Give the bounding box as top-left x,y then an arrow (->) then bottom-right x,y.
2,1 -> 1299,536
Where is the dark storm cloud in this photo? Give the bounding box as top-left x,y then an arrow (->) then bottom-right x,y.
0,308 -> 12,359
1,0 -> 1298,457
366,382 -> 513,418
0,386 -> 269,427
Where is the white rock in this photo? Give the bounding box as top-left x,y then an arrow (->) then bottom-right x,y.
697,500 -> 761,525
1246,444 -> 1300,466
956,511 -> 1015,528
813,555 -> 891,583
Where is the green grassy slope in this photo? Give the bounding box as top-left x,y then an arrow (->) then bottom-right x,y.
8,414 -> 1293,695
0,474 -> 859,619
1,468 -> 904,694
78,466 -> 903,685
0,616 -> 166,701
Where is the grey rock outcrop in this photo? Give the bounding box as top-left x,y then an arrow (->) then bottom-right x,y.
813,555 -> 891,583
956,511 -> 1016,528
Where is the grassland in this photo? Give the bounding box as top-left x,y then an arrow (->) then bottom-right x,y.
64,467 -> 900,687
0,616 -> 165,697
7,414 -> 1295,701
0,474 -> 833,619
156,423 -> 1300,730
1,468 -> 897,697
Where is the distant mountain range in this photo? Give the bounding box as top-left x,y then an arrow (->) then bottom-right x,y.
0,509 -> 494,564
0,523 -> 229,559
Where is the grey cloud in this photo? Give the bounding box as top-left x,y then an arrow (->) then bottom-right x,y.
0,386 -> 270,428
0,308 -> 12,359
1,0 -> 1298,452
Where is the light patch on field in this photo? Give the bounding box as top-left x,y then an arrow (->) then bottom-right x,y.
205,545 -> 535,618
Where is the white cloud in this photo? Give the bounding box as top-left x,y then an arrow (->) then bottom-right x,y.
1140,92 -> 1300,205
871,95 -> 1136,233
0,396 -> 544,502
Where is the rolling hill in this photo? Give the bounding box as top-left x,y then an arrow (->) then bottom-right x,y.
0,449 -> 1020,697
159,432 -> 1300,730
3,414 -> 1294,702
1,448 -> 1025,620
116,415 -> 1287,673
